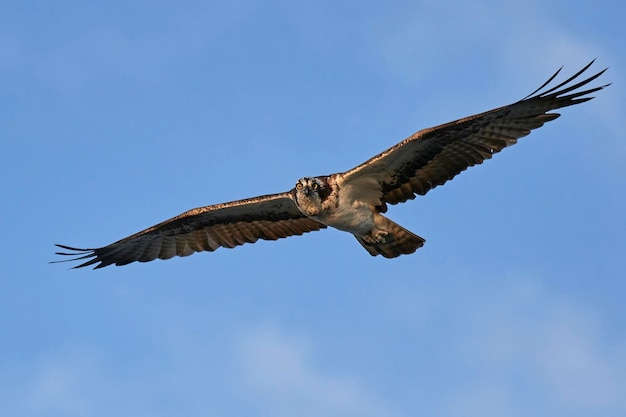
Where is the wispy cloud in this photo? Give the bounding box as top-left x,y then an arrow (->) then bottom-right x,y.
378,275 -> 626,416
27,351 -> 94,416
375,1 -> 606,78
236,323 -> 402,417
535,302 -> 626,409
460,278 -> 626,416
373,0 -> 625,166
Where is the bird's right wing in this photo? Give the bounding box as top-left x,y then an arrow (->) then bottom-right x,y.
341,61 -> 609,209
54,191 -> 326,269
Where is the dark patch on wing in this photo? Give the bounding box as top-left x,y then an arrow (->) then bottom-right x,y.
53,191 -> 326,269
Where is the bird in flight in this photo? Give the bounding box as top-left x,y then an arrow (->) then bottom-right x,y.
54,61 -> 609,269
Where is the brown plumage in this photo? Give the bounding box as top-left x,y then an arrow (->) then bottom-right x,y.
54,61 -> 609,269
55,193 -> 326,269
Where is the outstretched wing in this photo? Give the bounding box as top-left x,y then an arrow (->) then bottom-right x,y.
342,61 -> 609,208
54,191 -> 325,269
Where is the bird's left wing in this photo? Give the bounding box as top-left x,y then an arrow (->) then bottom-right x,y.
54,191 -> 325,269
341,61 -> 609,209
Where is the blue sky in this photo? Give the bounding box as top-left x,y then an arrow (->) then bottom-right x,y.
2,1 -> 626,416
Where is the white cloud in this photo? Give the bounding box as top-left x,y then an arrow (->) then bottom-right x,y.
373,0 -> 626,168
376,1 -> 601,73
15,322 -> 402,417
379,275 -> 626,417
28,352 -> 93,416
14,323 -> 238,417
536,302 -> 625,409
236,323 -> 401,417
463,278 -> 626,416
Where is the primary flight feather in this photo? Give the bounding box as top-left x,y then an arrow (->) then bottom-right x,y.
54,61 -> 609,269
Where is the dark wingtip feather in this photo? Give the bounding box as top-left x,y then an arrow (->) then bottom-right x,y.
523,60 -> 609,103
51,244 -> 100,269
522,65 -> 564,100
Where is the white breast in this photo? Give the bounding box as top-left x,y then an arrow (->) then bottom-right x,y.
314,175 -> 376,235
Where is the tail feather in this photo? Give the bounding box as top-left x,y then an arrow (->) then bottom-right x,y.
354,216 -> 425,258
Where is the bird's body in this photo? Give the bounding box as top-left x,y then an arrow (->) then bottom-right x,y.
54,61 -> 609,269
292,175 -> 425,257
293,175 -> 372,235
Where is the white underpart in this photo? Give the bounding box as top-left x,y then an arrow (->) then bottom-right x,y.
315,175 -> 377,235
320,197 -> 376,235
294,175 -> 381,237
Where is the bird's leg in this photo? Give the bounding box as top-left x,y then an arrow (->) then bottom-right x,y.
361,228 -> 389,245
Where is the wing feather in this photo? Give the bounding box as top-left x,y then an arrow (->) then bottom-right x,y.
54,192 -> 326,269
342,61 -> 609,206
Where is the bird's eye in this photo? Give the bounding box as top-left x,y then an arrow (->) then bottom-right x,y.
312,182 -> 319,190
296,182 -> 303,190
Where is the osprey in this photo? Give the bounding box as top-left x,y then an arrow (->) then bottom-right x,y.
55,61 -> 609,269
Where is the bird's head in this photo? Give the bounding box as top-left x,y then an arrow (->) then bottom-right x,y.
293,177 -> 330,216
